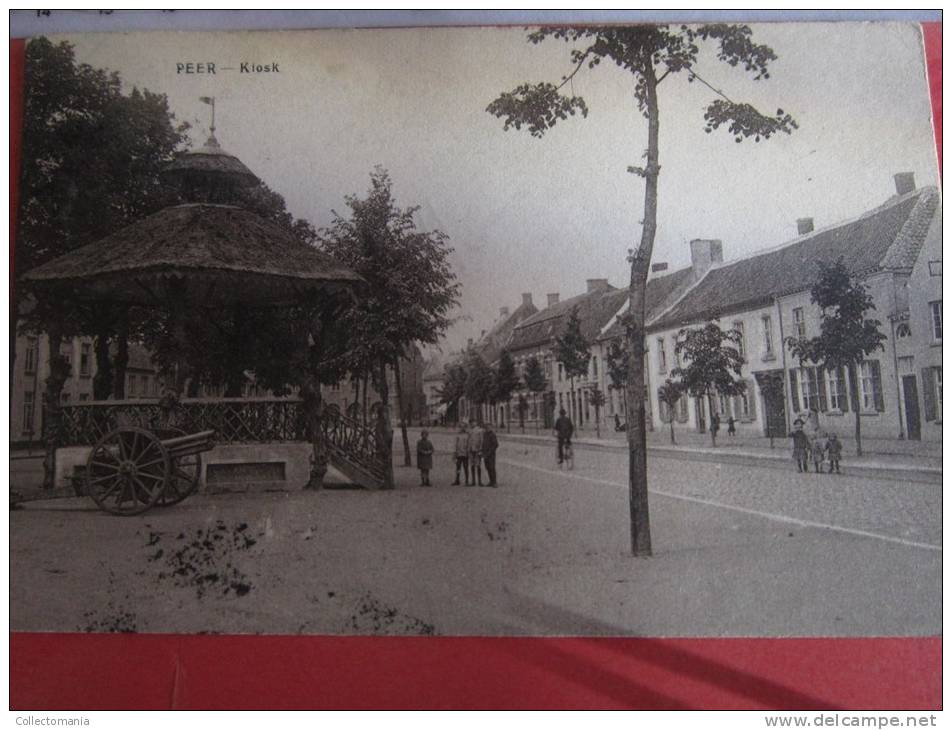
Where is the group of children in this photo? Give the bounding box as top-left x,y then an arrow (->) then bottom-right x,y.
414,421 -> 499,487
790,421 -> 843,474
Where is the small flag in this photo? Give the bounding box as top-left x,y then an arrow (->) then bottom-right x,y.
199,96 -> 214,104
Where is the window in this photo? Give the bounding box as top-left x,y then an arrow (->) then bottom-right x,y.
79,393 -> 89,402
793,308 -> 806,339
60,392 -> 71,404
80,343 -> 91,377
24,337 -> 37,374
591,356 -> 598,378
733,321 -> 745,359
935,366 -> 943,416
128,374 -> 137,398
657,338 -> 667,373
929,260 -> 942,277
558,363 -> 563,382
930,300 -> 942,341
676,395 -> 689,422
896,322 -> 911,339
672,338 -> 682,368
826,366 -> 849,412
60,343 -> 73,375
737,387 -> 751,419
22,392 -> 34,434
790,366 -> 828,413
858,360 -> 884,412
761,315 -> 774,358
718,394 -> 732,417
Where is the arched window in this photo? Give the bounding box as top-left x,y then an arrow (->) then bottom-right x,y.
896,322 -> 912,339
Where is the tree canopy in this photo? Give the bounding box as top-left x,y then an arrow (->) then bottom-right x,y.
785,258 -> 887,455
554,307 -> 590,385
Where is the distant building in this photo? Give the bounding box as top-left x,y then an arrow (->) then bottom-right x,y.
636,173 -> 940,442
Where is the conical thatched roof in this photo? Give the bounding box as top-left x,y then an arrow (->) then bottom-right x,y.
23,203 -> 362,306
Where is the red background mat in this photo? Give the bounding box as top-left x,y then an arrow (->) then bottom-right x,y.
8,22 -> 942,710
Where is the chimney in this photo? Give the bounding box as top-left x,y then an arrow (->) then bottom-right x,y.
796,218 -> 814,235
689,239 -> 724,280
521,292 -> 533,307
499,306 -> 510,318
547,293 -> 560,307
586,278 -> 609,293
651,262 -> 669,273
894,172 -> 916,196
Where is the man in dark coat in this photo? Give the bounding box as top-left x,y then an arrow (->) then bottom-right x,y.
554,408 -> 574,465
416,429 -> 434,486
482,423 -> 499,487
789,419 -> 810,473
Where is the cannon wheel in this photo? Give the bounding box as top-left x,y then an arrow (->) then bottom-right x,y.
155,427 -> 202,507
86,427 -> 170,516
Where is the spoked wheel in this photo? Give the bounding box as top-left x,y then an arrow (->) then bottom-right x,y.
155,427 -> 202,506
85,427 -> 170,516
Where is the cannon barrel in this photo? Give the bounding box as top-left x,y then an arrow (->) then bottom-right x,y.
159,429 -> 217,458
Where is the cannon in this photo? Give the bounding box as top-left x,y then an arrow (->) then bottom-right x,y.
84,427 -> 217,515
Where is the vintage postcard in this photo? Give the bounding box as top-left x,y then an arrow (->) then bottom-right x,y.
11,20 -> 940,650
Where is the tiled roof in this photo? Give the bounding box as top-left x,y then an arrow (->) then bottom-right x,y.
650,187 -> 940,332
474,300 -> 539,364
599,266 -> 694,341
508,285 -> 628,353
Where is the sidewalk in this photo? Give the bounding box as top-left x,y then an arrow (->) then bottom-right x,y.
418,425 -> 942,484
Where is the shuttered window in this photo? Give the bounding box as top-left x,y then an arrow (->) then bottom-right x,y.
922,367 -> 941,422
789,369 -> 801,412
859,360 -> 884,412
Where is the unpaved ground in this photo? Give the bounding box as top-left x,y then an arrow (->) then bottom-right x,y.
10,432 -> 940,637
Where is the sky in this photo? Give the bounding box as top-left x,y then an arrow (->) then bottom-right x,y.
52,22 -> 939,354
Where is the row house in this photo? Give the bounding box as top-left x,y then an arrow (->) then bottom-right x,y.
455,294 -> 539,425
635,173 -> 940,443
11,334 -> 163,445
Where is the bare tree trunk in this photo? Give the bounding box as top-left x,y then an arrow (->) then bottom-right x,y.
112,307 -> 129,399
595,403 -> 601,439
92,326 -> 113,400
373,361 -> 395,489
708,392 -> 717,447
848,361 -> 863,456
669,412 -> 676,445
624,58 -> 659,558
302,381 -> 327,490
42,327 -> 70,491
362,374 -> 369,426
393,356 -> 412,467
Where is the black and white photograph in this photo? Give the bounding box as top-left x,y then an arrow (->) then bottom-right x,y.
10,19 -> 941,646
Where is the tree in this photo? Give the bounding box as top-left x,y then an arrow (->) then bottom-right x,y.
785,258 -> 887,456
493,350 -> 520,432
657,379 -> 683,445
463,351 -> 494,424
516,393 -> 529,433
488,24 -> 796,556
318,168 -> 461,483
606,338 -> 631,423
587,387 -> 606,438
554,306 -> 590,425
672,321 -> 746,447
437,362 -> 468,423
523,355 -> 547,432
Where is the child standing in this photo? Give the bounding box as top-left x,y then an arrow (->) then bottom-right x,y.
790,420 -> 810,473
416,430 -> 434,486
811,434 -> 826,474
825,432 -> 842,474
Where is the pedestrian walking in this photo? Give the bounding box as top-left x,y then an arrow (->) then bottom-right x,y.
416,430 -> 434,486
789,419 -> 810,473
451,423 -> 469,486
727,415 -> 736,437
482,423 -> 499,487
554,408 -> 574,465
826,432 -> 842,474
811,434 -> 826,474
468,420 -> 485,486
710,413 -> 720,438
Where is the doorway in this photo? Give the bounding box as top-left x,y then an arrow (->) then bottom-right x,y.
902,375 -> 921,440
